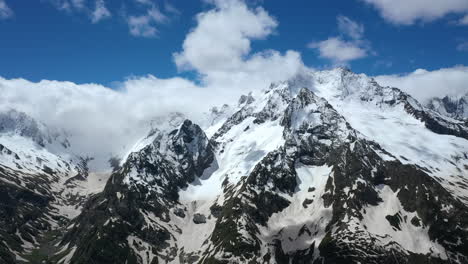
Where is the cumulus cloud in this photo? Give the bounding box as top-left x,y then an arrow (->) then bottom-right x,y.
173,0 -> 304,93
91,0 -> 111,23
0,0 -> 13,19
308,16 -> 370,64
174,0 -> 277,73
374,66 -> 468,103
361,0 -> 468,25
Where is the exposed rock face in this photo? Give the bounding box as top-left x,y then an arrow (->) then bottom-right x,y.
193,214 -> 207,224
60,119 -> 215,263
1,68 -> 468,264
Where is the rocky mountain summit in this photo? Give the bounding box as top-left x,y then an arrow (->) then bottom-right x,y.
0,68 -> 467,264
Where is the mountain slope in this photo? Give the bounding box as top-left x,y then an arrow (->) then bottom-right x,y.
0,110 -> 109,263
55,68 -> 468,264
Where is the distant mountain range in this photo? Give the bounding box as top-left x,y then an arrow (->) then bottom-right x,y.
426,93 -> 468,121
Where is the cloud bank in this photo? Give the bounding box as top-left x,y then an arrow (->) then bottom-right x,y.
0,75 -> 226,170
375,66 -> 468,102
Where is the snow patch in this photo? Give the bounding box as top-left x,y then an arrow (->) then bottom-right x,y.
362,185 -> 447,258
260,164 -> 333,257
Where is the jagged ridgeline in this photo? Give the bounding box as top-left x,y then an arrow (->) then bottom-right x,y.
1,68 -> 468,264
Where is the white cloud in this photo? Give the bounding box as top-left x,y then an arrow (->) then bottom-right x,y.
308,16 -> 369,64
308,37 -> 367,64
173,0 -> 304,92
361,0 -> 468,25
374,66 -> 468,103
127,6 -> 168,37
91,0 -> 111,23
0,0 -> 13,19
174,0 -> 277,73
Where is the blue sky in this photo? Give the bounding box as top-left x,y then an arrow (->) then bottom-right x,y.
0,0 -> 468,85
